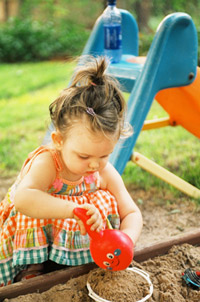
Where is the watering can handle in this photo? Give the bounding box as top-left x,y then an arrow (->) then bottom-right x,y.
73,207 -> 103,240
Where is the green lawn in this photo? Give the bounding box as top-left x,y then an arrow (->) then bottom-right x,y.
0,61 -> 199,202
0,60 -> 75,175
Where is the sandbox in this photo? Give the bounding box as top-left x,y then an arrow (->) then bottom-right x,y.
0,230 -> 200,302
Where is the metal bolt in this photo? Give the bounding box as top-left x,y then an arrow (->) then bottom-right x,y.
188,72 -> 195,80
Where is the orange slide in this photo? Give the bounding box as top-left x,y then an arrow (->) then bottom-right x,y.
155,67 -> 200,139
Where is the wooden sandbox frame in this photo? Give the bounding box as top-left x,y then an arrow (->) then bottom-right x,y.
0,229 -> 200,301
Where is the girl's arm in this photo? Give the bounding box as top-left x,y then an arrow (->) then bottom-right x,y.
14,152 -> 75,219
14,152 -> 102,234
100,162 -> 143,245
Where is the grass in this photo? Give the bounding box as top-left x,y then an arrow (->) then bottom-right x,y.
0,60 -> 75,99
0,60 -> 75,176
0,60 -> 199,202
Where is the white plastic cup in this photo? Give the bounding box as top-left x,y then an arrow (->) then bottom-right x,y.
87,267 -> 153,302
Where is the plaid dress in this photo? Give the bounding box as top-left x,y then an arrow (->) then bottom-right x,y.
0,146 -> 120,286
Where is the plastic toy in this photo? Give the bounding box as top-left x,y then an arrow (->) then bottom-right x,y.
155,67 -> 200,139
182,268 -> 200,290
73,207 -> 134,271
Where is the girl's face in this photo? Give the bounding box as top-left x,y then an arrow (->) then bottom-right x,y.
56,123 -> 117,181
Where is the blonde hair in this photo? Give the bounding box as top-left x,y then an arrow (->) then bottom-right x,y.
49,56 -> 131,139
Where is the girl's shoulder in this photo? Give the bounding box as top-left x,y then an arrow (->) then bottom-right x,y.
22,145 -> 62,173
19,145 -> 62,186
99,162 -> 123,190
5,146 -> 59,200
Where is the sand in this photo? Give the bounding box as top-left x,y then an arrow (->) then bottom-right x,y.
4,243 -> 200,302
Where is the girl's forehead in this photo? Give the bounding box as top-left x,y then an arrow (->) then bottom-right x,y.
68,122 -> 116,142
67,124 -> 117,153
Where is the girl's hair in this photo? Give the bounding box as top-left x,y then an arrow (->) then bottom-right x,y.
49,56 -> 131,139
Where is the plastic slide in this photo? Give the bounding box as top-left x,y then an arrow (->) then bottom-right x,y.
155,67 -> 200,139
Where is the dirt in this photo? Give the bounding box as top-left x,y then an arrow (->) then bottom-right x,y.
127,184 -> 200,249
1,177 -> 200,302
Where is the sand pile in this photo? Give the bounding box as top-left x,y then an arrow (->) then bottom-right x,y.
4,244 -> 200,302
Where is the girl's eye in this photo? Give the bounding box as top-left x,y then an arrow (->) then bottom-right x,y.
79,155 -> 89,160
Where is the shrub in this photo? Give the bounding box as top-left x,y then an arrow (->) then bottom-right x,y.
0,18 -> 89,62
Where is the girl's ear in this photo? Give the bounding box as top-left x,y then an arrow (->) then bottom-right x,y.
51,131 -> 63,150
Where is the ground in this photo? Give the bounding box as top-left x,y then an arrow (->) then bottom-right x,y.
125,183 -> 199,248
1,176 -> 199,248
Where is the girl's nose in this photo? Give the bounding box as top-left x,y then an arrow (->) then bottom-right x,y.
89,161 -> 99,170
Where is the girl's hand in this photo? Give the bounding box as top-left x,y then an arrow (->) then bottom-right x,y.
74,204 -> 103,235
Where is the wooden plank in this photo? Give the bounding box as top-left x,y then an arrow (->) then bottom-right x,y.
132,152 -> 200,199
0,229 -> 200,301
0,263 -> 97,301
142,117 -> 170,130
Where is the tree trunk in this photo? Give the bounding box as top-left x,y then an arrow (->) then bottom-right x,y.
4,0 -> 9,21
134,0 -> 151,32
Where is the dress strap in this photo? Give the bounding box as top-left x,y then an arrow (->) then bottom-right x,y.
20,146 -> 63,177
48,149 -> 63,174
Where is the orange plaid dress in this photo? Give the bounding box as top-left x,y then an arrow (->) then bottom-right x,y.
0,146 -> 120,286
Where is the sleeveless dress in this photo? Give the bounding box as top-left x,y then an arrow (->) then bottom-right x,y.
0,146 -> 120,286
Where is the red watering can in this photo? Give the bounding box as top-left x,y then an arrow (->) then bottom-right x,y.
73,208 -> 134,271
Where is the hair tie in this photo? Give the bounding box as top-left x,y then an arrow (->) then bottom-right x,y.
90,82 -> 97,86
86,107 -> 96,116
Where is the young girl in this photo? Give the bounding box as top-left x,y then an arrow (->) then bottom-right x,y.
0,56 -> 143,286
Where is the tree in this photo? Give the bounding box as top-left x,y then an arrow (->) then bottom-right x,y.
3,0 -> 9,21
134,0 -> 151,32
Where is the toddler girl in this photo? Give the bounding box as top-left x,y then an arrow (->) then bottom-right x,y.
0,56 -> 143,286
